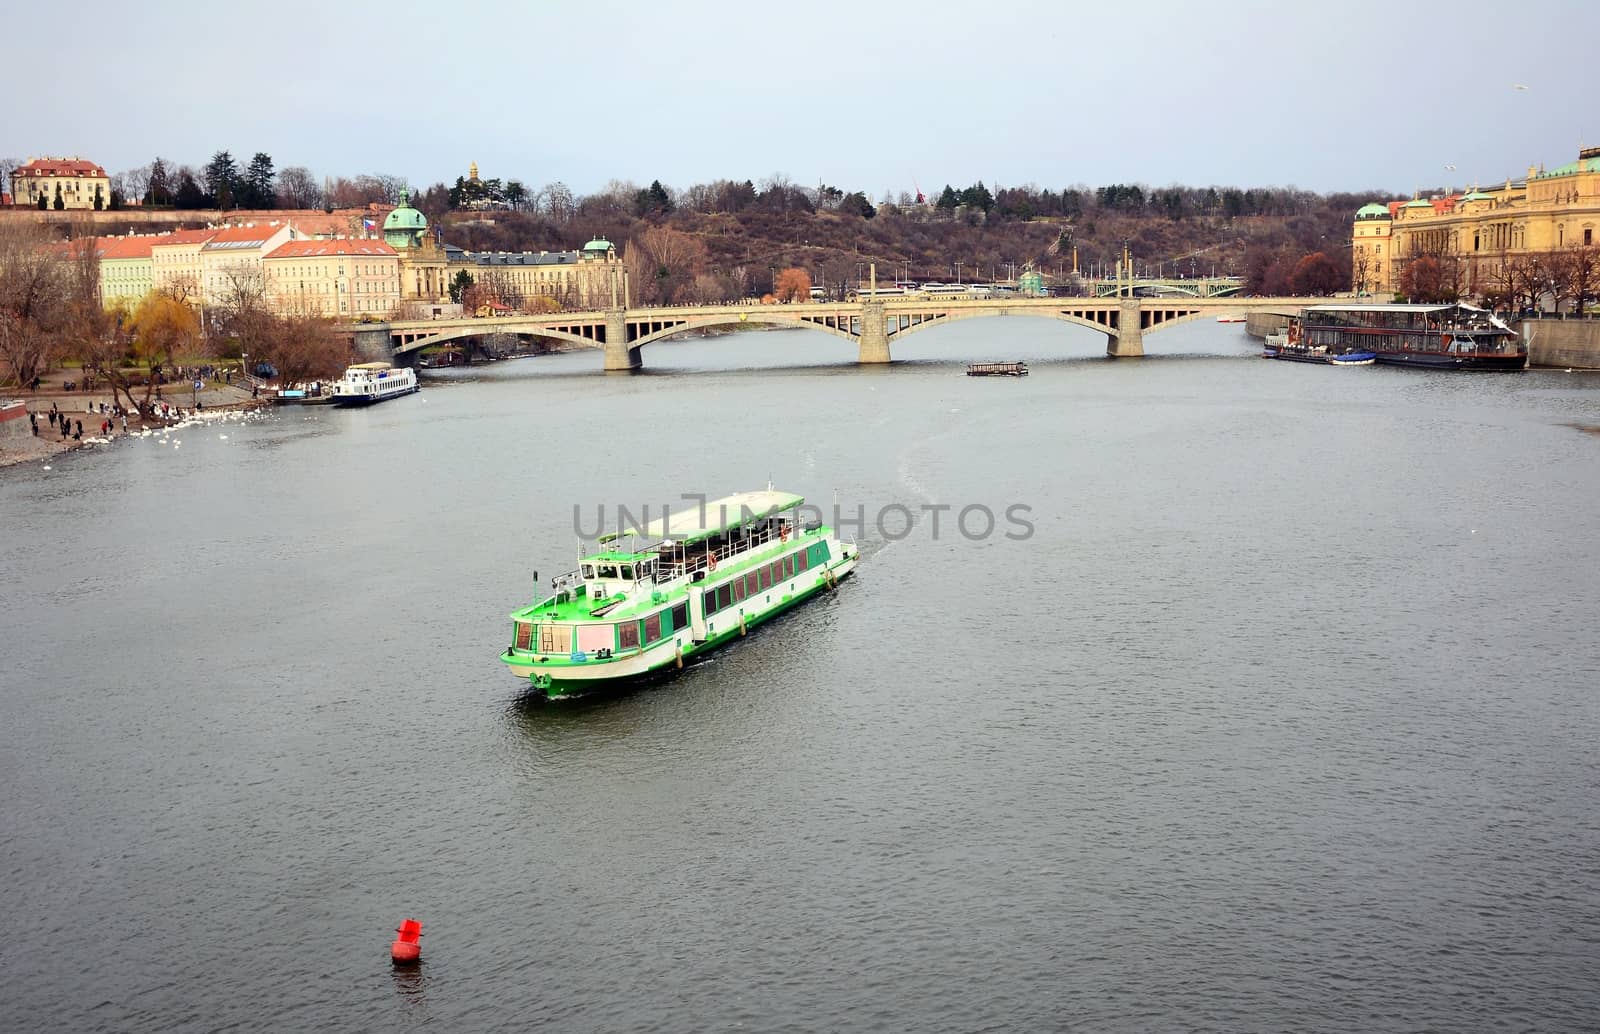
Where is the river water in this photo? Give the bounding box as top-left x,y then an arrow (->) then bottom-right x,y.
3,320 -> 1598,1033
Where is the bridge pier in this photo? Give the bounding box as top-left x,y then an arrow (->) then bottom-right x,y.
858,301 -> 891,363
354,327 -> 395,363
1107,300 -> 1145,357
602,309 -> 639,371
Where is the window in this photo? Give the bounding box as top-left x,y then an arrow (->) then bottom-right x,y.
539,624 -> 571,653
1587,228 -> 1594,246
769,560 -> 781,583
672,602 -> 689,630
704,588 -> 719,616
745,572 -> 758,596
643,613 -> 661,643
515,623 -> 532,649
733,579 -> 745,602
759,567 -> 772,591
618,622 -> 640,649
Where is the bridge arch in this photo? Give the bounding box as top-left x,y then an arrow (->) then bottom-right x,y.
625,312 -> 859,353
884,306 -> 1122,343
393,324 -> 602,355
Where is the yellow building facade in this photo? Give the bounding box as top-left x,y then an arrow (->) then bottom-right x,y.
1352,146 -> 1600,298
263,239 -> 401,317
12,157 -> 111,210
452,237 -> 629,311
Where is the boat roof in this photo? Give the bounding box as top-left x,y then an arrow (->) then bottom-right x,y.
1303,303 -> 1475,313
597,489 -> 804,545
348,362 -> 394,370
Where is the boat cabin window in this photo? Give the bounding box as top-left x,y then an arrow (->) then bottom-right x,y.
620,564 -> 634,580
638,560 -> 654,580
582,564 -> 595,579
598,564 -> 619,578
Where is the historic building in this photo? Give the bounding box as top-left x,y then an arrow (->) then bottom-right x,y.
383,189 -> 450,304
1352,146 -> 1600,297
199,223 -> 295,308
97,235 -> 156,308
263,239 -> 400,317
449,237 -> 630,311
11,156 -> 110,210
150,228 -> 227,301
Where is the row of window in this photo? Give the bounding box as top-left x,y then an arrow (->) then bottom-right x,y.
521,600 -> 692,655
703,544 -> 829,616
517,544 -> 834,655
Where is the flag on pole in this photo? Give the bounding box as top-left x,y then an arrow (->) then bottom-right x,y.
363,218 -> 375,231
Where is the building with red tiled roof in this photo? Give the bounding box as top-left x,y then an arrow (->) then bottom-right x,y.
263,237 -> 400,317
12,156 -> 111,210
96,235 -> 159,307
199,222 -> 295,307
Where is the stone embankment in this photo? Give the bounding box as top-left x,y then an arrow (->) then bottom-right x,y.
1515,317 -> 1600,369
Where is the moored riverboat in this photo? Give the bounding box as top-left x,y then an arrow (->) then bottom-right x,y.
1261,324 -> 1376,365
501,489 -> 859,699
330,363 -> 419,406
1293,303 -> 1527,371
966,361 -> 1029,376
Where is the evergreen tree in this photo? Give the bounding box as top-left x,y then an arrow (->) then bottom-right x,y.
449,270 -> 475,303
146,157 -> 172,206
94,184 -> 104,211
205,150 -> 239,209
243,152 -> 275,209
175,170 -> 207,209
53,183 -> 64,210
936,185 -> 959,210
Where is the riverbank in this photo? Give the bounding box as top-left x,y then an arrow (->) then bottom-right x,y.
0,375 -> 267,469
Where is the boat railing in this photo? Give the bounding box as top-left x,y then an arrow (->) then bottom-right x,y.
651,520 -> 792,582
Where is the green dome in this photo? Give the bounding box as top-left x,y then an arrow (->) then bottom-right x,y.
1355,202 -> 1390,218
383,197 -> 427,232
1403,198 -> 1433,208
383,188 -> 428,249
581,237 -> 613,253
1461,190 -> 1493,201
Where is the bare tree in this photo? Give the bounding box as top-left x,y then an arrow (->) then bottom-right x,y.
0,220 -> 69,387
625,226 -> 709,305
541,182 -> 576,225
276,166 -> 323,210
1565,244 -> 1599,314
1533,248 -> 1578,312
260,314 -> 348,390
211,263 -> 274,359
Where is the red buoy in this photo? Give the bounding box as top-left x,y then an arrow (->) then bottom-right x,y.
391,918 -> 422,965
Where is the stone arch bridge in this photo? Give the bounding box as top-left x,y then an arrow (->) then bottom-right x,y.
348,297 -> 1316,371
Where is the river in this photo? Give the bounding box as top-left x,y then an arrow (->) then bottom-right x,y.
3,319 -> 1598,1032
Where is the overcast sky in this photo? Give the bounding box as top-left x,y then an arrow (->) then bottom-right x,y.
9,0 -> 1594,202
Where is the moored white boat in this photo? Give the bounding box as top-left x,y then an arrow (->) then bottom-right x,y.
330,363 -> 419,406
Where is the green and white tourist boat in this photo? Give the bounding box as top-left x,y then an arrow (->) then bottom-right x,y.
501,489 -> 858,698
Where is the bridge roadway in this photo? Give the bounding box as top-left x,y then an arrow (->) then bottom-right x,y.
348,296 -> 1319,371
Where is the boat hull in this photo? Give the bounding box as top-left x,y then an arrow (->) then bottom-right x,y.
1263,349 -> 1332,364
1374,351 -> 1527,371
503,554 -> 858,699
331,384 -> 420,406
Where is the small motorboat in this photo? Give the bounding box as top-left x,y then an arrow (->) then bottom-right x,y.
1329,351 -> 1378,366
